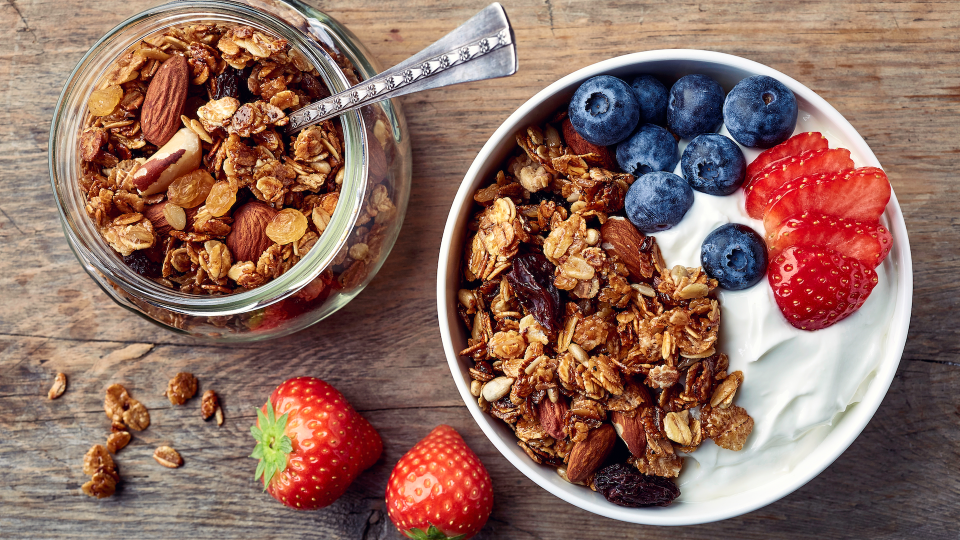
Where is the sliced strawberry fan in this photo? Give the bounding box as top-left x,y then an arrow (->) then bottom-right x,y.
766,213 -> 893,268
762,167 -> 891,233
768,245 -> 880,331
744,148 -> 854,219
746,131 -> 830,182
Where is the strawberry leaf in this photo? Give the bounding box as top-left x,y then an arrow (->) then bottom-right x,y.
404,524 -> 466,540
249,400 -> 292,490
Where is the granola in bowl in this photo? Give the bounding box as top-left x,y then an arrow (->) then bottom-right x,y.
454,116 -> 754,507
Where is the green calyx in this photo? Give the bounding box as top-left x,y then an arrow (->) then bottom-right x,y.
404,525 -> 466,540
249,400 -> 293,490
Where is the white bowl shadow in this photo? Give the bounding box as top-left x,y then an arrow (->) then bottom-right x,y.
437,49 -> 913,526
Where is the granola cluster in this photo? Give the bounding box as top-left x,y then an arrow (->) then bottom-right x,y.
457,114 -> 754,506
78,23 -> 397,296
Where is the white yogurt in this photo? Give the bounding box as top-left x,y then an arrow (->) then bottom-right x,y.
650,114 -> 898,502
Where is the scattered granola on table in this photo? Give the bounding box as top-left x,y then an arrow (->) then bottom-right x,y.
48,372 -> 67,400
164,372 -> 198,405
456,115 -> 754,507
77,22 -> 397,299
81,444 -> 120,499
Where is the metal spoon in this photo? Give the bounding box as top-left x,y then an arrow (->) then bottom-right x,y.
285,3 -> 517,134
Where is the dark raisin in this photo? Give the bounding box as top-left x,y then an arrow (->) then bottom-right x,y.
505,251 -> 562,336
528,189 -> 566,207
476,278 -> 501,305
300,73 -> 330,101
123,251 -> 161,279
593,463 -> 680,507
208,67 -> 242,101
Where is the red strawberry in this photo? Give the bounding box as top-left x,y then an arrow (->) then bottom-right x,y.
251,377 -> 382,509
766,213 -> 893,267
768,245 -> 879,330
762,167 -> 891,233
746,131 -> 830,182
386,425 -> 493,540
744,148 -> 854,218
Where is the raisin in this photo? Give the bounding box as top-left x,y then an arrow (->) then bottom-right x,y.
505,251 -> 562,336
593,463 -> 680,508
528,189 -> 566,207
208,67 -> 242,100
123,251 -> 161,279
300,72 -> 330,101
265,208 -> 308,245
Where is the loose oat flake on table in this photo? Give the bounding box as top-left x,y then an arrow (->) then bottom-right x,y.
457,116 -> 754,507
78,23 -> 397,296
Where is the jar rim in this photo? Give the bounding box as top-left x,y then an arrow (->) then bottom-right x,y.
49,0 -> 370,317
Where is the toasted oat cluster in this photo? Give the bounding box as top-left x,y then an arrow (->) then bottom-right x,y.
457,114 -> 754,507
78,23 -> 396,295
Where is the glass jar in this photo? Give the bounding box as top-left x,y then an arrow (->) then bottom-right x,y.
50,0 -> 411,341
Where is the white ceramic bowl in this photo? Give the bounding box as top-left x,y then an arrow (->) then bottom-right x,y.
437,50 -> 912,525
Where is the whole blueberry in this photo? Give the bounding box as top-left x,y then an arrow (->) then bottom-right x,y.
681,133 -> 746,196
624,171 -> 694,233
616,124 -> 680,176
723,75 -> 798,148
667,74 -> 725,140
569,75 -> 641,146
700,223 -> 768,290
629,75 -> 668,125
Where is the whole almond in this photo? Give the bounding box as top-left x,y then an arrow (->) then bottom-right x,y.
144,200 -> 197,236
600,216 -> 651,281
537,397 -> 569,440
566,424 -> 616,483
226,202 -> 278,262
142,55 -> 189,146
562,117 -> 617,170
611,410 -> 647,457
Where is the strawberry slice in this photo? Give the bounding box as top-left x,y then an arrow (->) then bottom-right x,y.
744,148 -> 854,218
768,245 -> 879,331
762,167 -> 891,233
766,213 -> 893,267
746,132 -> 829,183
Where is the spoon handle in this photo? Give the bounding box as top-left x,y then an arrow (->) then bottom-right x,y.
286,3 -> 517,134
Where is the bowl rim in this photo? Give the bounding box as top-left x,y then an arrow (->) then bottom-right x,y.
436,49 -> 913,525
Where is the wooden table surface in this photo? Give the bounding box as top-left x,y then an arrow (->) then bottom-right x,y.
2,0 -> 959,538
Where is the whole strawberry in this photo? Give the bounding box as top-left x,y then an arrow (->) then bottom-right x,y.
250,377 -> 382,509
768,245 -> 879,330
386,425 -> 493,540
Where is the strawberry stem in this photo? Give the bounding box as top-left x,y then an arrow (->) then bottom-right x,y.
250,400 -> 292,490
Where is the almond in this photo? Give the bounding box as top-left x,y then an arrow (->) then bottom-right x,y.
226,202 -> 278,262
537,397 -> 569,440
562,117 -> 617,170
144,200 -> 198,236
611,410 -> 647,457
600,216 -> 653,282
132,128 -> 202,195
566,424 -> 616,483
142,55 -> 189,146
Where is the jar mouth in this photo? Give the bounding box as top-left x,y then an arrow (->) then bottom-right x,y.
50,0 -> 369,317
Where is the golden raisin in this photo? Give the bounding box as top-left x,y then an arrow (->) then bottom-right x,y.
88,85 -> 123,116
265,208 -> 308,245
163,203 -> 187,231
205,181 -> 237,217
167,169 -> 215,208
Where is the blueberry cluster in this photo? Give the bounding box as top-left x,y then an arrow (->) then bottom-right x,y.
565,70 -> 797,289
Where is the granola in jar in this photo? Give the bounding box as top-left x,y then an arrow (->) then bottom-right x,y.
456,113 -> 754,507
77,21 -> 397,300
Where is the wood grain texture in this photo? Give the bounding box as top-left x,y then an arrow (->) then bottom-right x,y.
1,0 -> 959,538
